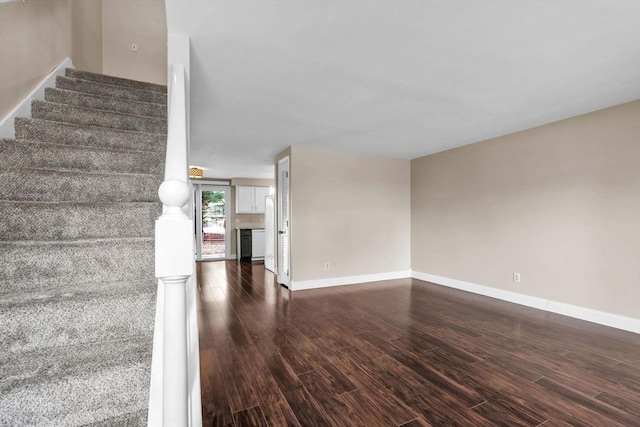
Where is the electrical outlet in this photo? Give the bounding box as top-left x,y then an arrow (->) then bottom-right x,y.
131,43 -> 138,52
324,262 -> 330,270
513,272 -> 521,283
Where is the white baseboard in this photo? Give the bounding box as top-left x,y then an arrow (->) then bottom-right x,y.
0,57 -> 73,138
546,300 -> 640,334
411,271 -> 640,334
291,270 -> 411,291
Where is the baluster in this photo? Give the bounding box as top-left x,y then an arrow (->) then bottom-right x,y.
156,179 -> 193,426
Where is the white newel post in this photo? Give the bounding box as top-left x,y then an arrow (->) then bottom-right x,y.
156,179 -> 193,427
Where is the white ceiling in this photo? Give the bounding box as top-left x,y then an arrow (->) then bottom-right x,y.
166,1 -> 640,179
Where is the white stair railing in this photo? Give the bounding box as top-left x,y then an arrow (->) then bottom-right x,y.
148,62 -> 201,427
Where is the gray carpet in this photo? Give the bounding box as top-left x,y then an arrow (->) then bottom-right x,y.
0,68 -> 166,426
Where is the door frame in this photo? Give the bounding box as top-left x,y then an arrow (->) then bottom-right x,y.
194,184 -> 231,261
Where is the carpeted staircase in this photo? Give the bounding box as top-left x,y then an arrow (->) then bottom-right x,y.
0,69 -> 167,426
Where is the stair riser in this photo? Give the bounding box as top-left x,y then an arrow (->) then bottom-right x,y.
45,88 -> 167,118
66,68 -> 166,94
15,118 -> 165,152
32,101 -> 167,134
0,202 -> 160,240
0,140 -> 164,175
0,169 -> 161,203
0,239 -> 155,294
56,76 -> 166,104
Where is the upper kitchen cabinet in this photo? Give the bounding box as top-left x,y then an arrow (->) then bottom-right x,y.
236,186 -> 270,214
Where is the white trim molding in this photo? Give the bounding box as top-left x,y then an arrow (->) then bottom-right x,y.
0,57 -> 73,138
411,271 -> 640,334
290,270 -> 411,291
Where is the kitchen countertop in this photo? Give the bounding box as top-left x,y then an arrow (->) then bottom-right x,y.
235,224 -> 265,230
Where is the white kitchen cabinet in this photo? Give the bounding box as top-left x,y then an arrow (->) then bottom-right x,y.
236,186 -> 270,214
254,187 -> 270,213
236,186 -> 255,213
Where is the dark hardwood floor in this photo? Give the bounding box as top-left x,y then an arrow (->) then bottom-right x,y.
196,261 -> 640,426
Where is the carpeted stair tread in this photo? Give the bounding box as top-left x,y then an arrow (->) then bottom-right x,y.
0,337 -> 151,391
56,76 -> 166,104
32,100 -> 167,134
66,68 -> 167,94
45,87 -> 167,118
0,238 -> 155,295
15,118 -> 166,152
0,168 -> 161,202
0,347 -> 151,426
1,283 -> 155,355
1,277 -> 157,309
2,68 -> 164,426
0,201 -> 160,241
0,139 -> 164,175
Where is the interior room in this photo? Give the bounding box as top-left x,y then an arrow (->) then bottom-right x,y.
0,1 -> 638,425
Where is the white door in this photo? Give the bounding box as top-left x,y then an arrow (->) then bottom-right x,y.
277,157 -> 290,287
264,194 -> 276,272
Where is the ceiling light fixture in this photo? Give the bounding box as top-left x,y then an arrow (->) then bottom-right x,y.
188,167 -> 204,178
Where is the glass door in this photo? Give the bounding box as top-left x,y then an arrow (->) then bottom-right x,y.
195,185 -> 231,260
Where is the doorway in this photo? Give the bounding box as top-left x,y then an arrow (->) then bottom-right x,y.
277,156 -> 290,286
195,185 -> 231,261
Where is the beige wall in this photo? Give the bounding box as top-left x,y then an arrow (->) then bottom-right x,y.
289,145 -> 411,282
0,0 -> 71,117
102,0 -> 167,85
411,101 -> 640,319
71,0 -> 102,73
1,0 -> 166,119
